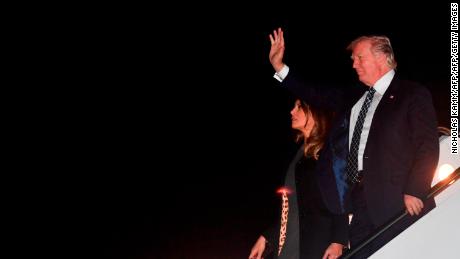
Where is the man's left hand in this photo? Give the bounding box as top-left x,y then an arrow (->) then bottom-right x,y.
404,194 -> 424,216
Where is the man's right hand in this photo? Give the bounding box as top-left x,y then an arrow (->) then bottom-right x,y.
249,235 -> 267,259
269,28 -> 286,72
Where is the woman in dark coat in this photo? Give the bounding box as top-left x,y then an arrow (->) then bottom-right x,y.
249,100 -> 348,259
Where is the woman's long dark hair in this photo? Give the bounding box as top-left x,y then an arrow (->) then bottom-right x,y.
294,101 -> 333,160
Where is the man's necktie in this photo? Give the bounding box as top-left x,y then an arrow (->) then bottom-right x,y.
278,189 -> 289,255
346,87 -> 376,184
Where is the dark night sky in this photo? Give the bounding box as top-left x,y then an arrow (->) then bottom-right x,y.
87,3 -> 452,258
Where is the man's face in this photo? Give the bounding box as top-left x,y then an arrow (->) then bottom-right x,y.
351,40 -> 384,86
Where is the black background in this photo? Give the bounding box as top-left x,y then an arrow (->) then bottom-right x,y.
84,3 -> 452,258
